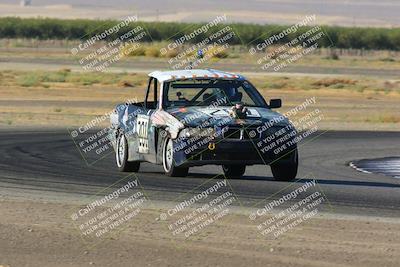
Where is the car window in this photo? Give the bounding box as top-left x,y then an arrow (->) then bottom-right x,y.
163,79 -> 266,108
145,78 -> 158,109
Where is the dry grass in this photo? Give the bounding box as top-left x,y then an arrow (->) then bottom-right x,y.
0,70 -> 399,130
2,40 -> 400,70
311,78 -> 357,87
0,69 -> 148,89
251,75 -> 400,94
365,115 -> 400,123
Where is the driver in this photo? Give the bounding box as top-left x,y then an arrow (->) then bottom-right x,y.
225,87 -> 243,104
176,91 -> 187,101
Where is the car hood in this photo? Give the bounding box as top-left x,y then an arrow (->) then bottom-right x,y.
167,106 -> 290,127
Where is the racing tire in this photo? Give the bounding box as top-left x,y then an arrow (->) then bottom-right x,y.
270,149 -> 298,181
162,137 -> 189,177
115,133 -> 140,172
222,165 -> 246,179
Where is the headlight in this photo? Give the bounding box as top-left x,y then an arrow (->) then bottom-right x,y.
179,127 -> 215,138
179,128 -> 193,138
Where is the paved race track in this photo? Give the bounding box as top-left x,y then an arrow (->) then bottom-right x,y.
0,129 -> 399,217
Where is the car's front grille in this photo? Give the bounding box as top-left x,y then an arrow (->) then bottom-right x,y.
222,126 -> 258,140
223,127 -> 241,139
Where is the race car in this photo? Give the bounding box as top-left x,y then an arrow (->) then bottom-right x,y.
109,69 -> 298,180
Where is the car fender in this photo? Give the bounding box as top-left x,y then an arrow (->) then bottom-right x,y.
151,110 -> 184,139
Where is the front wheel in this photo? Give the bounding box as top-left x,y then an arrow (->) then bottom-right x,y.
116,133 -> 140,172
222,165 -> 246,179
162,137 -> 188,177
270,149 -> 298,181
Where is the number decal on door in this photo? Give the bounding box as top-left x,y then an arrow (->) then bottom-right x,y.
136,115 -> 150,153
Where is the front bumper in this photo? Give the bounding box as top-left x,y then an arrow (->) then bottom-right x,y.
173,138 -> 296,167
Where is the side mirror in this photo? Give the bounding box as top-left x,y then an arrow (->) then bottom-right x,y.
269,99 -> 282,109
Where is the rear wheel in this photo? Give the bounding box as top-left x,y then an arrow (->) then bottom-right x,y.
116,133 -> 140,172
162,137 -> 188,177
270,149 -> 298,181
222,165 -> 246,179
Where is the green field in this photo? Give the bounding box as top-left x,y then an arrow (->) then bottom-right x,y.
1,17 -> 400,50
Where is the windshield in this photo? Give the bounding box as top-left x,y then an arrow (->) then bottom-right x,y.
163,79 -> 267,108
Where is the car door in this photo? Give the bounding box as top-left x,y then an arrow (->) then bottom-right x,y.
136,77 -> 158,162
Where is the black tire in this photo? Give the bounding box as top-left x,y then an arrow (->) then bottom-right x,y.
162,137 -> 189,177
222,165 -> 246,179
271,149 -> 298,181
115,133 -> 140,172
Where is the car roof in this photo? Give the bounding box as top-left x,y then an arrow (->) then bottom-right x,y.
148,69 -> 245,82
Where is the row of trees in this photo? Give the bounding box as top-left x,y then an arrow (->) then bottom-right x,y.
0,17 -> 399,50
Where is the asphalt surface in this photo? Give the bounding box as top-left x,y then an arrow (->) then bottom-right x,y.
0,129 -> 399,217
351,157 -> 400,178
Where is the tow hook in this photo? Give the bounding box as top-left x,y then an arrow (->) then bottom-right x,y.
208,142 -> 216,151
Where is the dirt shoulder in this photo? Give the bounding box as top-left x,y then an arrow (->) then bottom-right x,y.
1,198 -> 399,267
